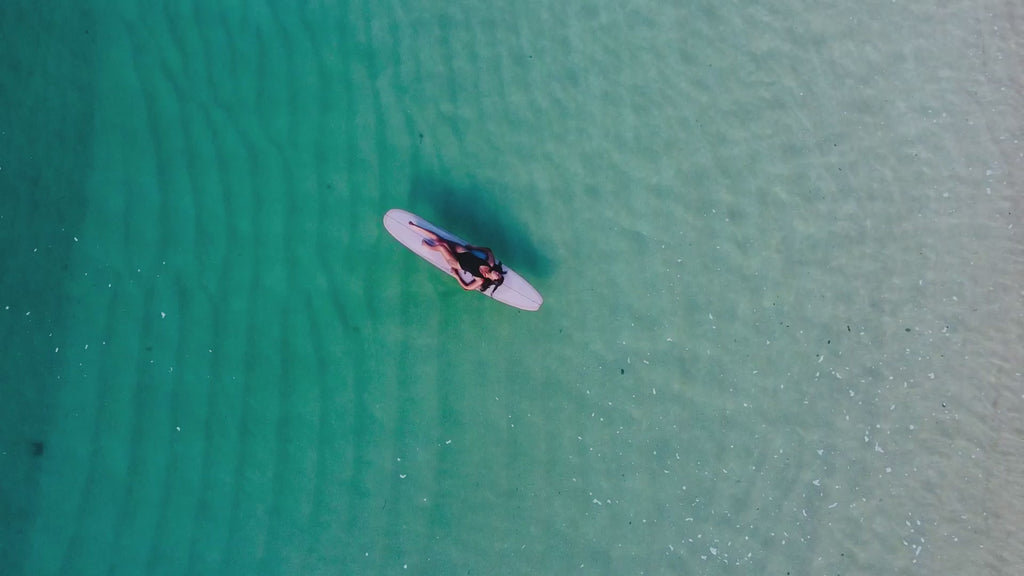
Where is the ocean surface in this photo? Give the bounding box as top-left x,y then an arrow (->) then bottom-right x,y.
2,1 -> 1022,574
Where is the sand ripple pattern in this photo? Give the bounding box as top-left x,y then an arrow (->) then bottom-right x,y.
23,3 -> 384,574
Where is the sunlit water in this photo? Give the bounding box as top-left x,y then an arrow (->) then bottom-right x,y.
2,1 -> 1021,574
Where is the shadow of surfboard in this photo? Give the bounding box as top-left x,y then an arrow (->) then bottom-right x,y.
407,176 -> 553,279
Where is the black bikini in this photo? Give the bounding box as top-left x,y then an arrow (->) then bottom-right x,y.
454,250 -> 489,278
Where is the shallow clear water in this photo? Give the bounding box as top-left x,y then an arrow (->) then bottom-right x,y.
2,1 -> 1022,574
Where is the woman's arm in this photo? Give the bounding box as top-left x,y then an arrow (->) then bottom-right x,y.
452,268 -> 484,291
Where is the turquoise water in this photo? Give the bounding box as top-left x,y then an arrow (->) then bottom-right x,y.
2,0 -> 1022,574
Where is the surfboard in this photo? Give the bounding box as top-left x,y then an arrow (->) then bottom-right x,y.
383,209 -> 543,311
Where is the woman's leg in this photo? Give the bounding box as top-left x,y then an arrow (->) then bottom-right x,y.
408,222 -> 473,252
408,221 -> 441,243
409,222 -> 463,268
430,243 -> 463,270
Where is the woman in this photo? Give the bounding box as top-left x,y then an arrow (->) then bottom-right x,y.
409,221 -> 505,292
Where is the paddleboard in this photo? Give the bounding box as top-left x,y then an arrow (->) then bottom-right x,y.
383,209 -> 543,311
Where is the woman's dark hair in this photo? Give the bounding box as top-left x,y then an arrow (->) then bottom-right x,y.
479,261 -> 505,293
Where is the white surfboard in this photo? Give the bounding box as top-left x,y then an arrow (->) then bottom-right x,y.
383,209 -> 543,311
